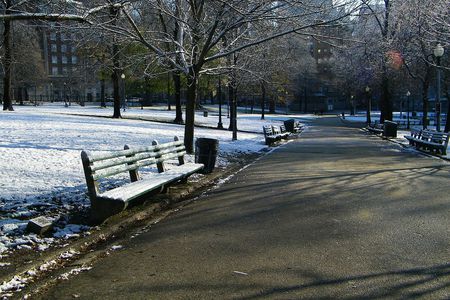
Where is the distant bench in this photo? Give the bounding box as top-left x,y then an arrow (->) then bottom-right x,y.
263,124 -> 289,145
81,136 -> 204,221
404,129 -> 449,155
367,121 -> 384,134
284,119 -> 304,133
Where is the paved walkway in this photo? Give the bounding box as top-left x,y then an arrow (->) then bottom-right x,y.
39,117 -> 450,299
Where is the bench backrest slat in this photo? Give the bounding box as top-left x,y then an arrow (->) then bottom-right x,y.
431,132 -> 450,145
90,144 -> 185,174
86,140 -> 184,163
93,157 -> 158,180
263,125 -> 273,136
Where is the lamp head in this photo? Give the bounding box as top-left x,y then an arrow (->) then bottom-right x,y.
434,43 -> 444,58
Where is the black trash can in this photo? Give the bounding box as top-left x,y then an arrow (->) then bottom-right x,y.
195,138 -> 219,174
203,111 -> 208,117
383,120 -> 398,138
284,119 -> 296,133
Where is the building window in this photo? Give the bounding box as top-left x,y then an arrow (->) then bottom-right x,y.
52,66 -> 58,75
62,56 -> 68,64
50,32 -> 56,40
61,45 -> 67,52
62,67 -> 68,75
52,55 -> 58,64
51,44 -> 57,52
72,56 -> 77,64
60,33 -> 65,40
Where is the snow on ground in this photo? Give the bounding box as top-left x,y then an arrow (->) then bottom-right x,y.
0,103 -> 314,257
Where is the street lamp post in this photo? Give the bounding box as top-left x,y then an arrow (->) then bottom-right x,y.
350,95 -> 355,115
64,82 -> 68,107
140,85 -> 144,110
433,43 -> 444,131
121,73 -> 126,111
365,86 -> 371,125
50,83 -> 53,103
217,79 -> 223,129
406,90 -> 411,129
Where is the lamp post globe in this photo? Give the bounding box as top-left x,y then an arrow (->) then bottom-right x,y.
434,43 -> 444,58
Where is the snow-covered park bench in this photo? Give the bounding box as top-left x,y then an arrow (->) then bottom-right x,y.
263,125 -> 289,145
81,136 -> 204,221
367,121 -> 384,135
404,129 -> 449,155
284,119 -> 304,133
404,128 -> 422,146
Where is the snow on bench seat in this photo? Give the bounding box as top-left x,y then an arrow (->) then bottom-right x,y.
99,163 -> 203,202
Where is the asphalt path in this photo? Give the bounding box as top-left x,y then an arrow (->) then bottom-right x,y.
38,117 -> 450,299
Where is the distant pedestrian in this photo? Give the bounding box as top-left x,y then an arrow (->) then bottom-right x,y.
122,99 -> 127,112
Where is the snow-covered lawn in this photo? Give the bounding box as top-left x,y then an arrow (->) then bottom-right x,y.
0,104 -> 314,257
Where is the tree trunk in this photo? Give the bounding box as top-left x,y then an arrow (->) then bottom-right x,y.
167,72 -> 172,111
422,79 -> 429,129
304,86 -> 308,113
111,43 -> 121,118
2,1 -> 13,111
231,86 -> 237,140
445,85 -> 450,132
184,68 -> 198,154
110,7 -> 121,118
228,81 -> 235,131
269,96 -> 276,114
100,78 -> 106,107
173,71 -> 183,124
379,68 -> 392,122
261,82 -> 266,120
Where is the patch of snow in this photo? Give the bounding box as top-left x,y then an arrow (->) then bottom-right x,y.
110,245 -> 123,251
39,259 -> 58,272
58,266 -> 92,281
0,275 -> 28,295
59,249 -> 79,259
53,224 -> 90,239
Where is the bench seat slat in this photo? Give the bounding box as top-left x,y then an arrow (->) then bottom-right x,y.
98,163 -> 204,202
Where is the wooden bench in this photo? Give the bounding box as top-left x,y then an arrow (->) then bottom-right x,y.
276,124 -> 290,139
367,121 -> 384,134
81,136 -> 204,221
404,129 -> 449,155
284,119 -> 304,133
404,128 -> 422,146
263,125 -> 288,145
409,129 -> 449,155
